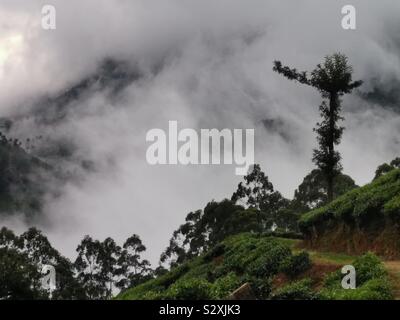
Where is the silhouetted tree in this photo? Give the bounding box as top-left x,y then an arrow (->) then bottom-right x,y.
99,237 -> 122,298
0,227 -> 45,300
20,228 -> 86,299
116,235 -> 152,290
273,53 -> 362,202
374,157 -> 400,180
75,234 -> 152,298
291,169 -> 358,212
0,247 -> 45,300
231,164 -> 290,229
0,227 -> 84,300
74,236 -> 107,299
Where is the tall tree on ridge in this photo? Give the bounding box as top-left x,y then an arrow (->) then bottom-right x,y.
273,53 -> 362,202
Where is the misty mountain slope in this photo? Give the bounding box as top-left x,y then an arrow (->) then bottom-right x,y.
31,59 -> 142,126
5,58 -> 142,130
4,59 -> 144,167
0,59 -> 152,221
360,77 -> 400,112
0,132 -> 53,219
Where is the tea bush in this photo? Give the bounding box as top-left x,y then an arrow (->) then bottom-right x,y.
280,251 -> 312,278
271,278 -> 318,300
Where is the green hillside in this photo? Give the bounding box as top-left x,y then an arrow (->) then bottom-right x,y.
117,233 -> 392,300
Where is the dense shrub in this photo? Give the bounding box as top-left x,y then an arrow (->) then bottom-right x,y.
203,244 -> 226,262
241,275 -> 272,299
211,272 -> 242,299
221,234 -> 291,277
116,278 -> 164,300
352,252 -> 387,285
320,278 -> 392,300
280,251 -> 312,278
263,231 -> 304,240
165,278 -> 213,300
140,290 -> 165,300
271,278 -> 318,300
384,194 -> 400,218
157,264 -> 190,288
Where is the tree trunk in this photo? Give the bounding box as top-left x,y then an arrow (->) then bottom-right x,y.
327,175 -> 333,203
327,92 -> 338,203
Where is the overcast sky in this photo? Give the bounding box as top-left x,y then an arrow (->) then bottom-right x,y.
0,0 -> 399,264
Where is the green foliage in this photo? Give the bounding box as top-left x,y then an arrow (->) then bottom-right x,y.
240,275 -> 272,299
221,234 -> 291,278
0,247 -> 46,300
271,278 -> 318,300
158,264 -> 190,288
281,251 -> 312,279
384,194 -> 400,217
139,290 -> 165,300
352,252 -> 387,285
203,244 -> 226,263
117,278 -> 163,300
322,278 -> 392,300
211,272 -> 242,299
165,278 -> 213,300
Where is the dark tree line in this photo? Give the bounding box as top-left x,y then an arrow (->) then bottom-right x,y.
0,227 -> 151,300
